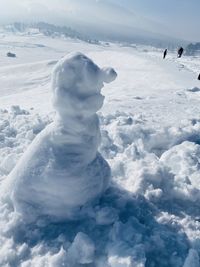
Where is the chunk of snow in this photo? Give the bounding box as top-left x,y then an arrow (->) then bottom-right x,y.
10,105 -> 29,116
183,249 -> 199,267
95,206 -> 119,225
187,87 -> 200,92
108,256 -> 132,267
68,232 -> 95,264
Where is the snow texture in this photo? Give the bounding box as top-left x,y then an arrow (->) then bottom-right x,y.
0,108 -> 200,266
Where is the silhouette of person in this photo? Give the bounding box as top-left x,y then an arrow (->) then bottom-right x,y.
163,49 -> 167,59
177,47 -> 184,58
198,73 -> 200,80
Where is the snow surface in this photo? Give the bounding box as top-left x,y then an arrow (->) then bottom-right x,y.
0,31 -> 200,266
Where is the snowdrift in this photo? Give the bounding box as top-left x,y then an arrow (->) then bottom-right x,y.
0,106 -> 199,266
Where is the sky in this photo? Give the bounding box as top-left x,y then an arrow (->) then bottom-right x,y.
0,0 -> 199,42
114,0 -> 200,41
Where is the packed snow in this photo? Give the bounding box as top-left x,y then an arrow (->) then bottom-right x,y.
1,52 -> 117,221
0,30 -> 200,266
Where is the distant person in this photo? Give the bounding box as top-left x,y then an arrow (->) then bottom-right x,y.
198,73 -> 200,80
177,47 -> 184,58
163,49 -> 167,59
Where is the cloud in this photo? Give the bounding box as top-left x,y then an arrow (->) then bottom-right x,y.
0,0 -> 199,42
0,0 -> 77,23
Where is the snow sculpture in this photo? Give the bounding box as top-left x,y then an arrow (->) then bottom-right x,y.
3,52 -> 117,220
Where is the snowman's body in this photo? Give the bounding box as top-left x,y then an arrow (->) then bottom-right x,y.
2,53 -> 117,220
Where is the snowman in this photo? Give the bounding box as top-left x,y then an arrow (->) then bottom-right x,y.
2,52 -> 117,221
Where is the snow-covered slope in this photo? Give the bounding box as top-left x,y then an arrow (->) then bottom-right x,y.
0,32 -> 200,266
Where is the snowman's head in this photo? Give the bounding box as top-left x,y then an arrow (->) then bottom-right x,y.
52,52 -> 117,117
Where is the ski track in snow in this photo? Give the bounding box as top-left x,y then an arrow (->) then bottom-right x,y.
0,32 -> 200,266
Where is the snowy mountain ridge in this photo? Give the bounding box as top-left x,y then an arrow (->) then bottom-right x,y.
2,22 -> 100,45
1,21 -> 188,49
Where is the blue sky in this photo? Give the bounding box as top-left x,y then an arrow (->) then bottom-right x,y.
0,0 -> 199,42
109,0 -> 200,40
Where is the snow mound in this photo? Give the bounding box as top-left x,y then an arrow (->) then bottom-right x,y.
0,107 -> 51,179
161,141 -> 200,201
0,108 -> 200,266
186,87 -> 200,93
1,52 -> 117,221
